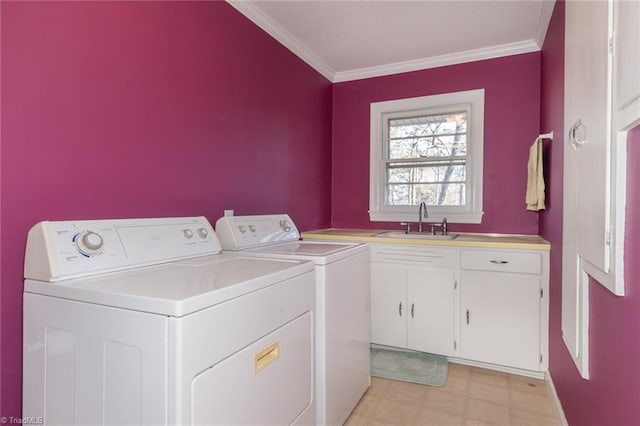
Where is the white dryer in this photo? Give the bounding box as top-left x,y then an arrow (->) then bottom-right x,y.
23,217 -> 316,425
216,214 -> 371,426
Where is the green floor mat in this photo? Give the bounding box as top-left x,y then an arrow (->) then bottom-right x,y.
371,347 -> 448,387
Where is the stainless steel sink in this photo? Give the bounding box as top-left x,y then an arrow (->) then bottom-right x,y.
375,231 -> 458,240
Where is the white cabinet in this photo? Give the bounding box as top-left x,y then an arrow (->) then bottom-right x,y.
369,243 -> 549,374
564,0 -> 611,274
459,249 -> 549,372
370,245 -> 457,356
371,263 -> 407,349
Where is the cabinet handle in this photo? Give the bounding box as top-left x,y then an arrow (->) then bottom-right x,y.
411,303 -> 415,318
399,302 -> 402,317
466,309 -> 470,325
490,260 -> 509,264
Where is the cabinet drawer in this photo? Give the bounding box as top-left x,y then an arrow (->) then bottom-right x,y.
371,244 -> 458,267
461,250 -> 541,274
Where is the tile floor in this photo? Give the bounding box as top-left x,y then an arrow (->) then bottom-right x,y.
345,363 -> 561,426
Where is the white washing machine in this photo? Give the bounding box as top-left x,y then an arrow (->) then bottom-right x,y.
215,214 -> 371,426
22,216 -> 316,425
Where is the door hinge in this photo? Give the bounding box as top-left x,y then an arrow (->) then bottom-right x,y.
540,354 -> 543,364
454,340 -> 457,351
609,35 -> 615,55
606,228 -> 612,246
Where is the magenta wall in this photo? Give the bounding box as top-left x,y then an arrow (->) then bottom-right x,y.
331,53 -> 541,234
540,1 -> 640,424
0,1 -> 332,417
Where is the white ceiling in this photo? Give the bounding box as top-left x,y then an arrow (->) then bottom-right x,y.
227,0 -> 556,82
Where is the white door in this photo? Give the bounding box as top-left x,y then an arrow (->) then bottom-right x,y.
371,263 -> 407,348
562,0 -> 612,378
407,267 -> 455,356
460,272 -> 541,371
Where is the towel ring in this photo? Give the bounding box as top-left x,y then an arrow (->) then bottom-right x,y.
569,118 -> 587,150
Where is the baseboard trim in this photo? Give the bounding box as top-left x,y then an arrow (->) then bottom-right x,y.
546,371 -> 569,426
447,357 -> 545,380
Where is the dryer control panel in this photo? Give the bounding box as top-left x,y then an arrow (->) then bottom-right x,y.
24,216 -> 220,282
215,214 -> 299,251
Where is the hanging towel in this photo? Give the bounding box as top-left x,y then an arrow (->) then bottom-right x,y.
526,137 -> 545,211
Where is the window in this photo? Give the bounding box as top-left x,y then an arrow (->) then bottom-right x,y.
369,89 -> 484,223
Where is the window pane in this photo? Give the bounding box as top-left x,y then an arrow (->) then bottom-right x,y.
387,163 -> 466,184
386,183 -> 466,206
388,112 -> 467,160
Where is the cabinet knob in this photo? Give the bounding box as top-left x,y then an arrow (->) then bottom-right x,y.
490,260 -> 509,264
569,118 -> 587,150
399,302 -> 402,317
466,309 -> 470,325
411,303 -> 415,318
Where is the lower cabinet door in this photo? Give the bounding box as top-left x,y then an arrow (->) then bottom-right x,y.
407,268 -> 456,356
460,272 -> 541,371
371,263 -> 407,348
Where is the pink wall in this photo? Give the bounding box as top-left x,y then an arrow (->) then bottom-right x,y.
331,53 -> 541,234
541,1 -> 640,424
0,1 -> 332,417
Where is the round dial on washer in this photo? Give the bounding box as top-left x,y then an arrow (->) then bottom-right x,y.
197,228 -> 209,238
248,225 -> 256,233
237,225 -> 247,234
75,231 -> 104,256
183,229 -> 194,239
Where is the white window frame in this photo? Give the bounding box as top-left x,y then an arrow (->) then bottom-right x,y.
369,89 -> 485,224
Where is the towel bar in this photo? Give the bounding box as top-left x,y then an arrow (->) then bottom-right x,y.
538,131 -> 554,140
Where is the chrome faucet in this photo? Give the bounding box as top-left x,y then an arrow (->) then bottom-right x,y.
418,201 -> 428,232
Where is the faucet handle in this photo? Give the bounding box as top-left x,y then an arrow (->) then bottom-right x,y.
400,222 -> 412,234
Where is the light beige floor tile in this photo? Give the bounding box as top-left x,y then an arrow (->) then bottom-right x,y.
422,390 -> 466,417
510,408 -> 560,426
465,398 -> 511,426
440,375 -> 469,396
413,407 -> 465,426
508,375 -> 549,396
468,381 -> 509,405
344,412 -> 369,426
469,368 -> 509,388
464,419 -> 493,426
352,393 -> 380,417
447,363 -> 472,380
387,380 -> 433,405
510,389 -> 555,417
351,367 -> 560,426
368,377 -> 394,398
371,399 -> 421,425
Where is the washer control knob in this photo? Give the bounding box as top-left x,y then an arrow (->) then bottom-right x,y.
183,229 -> 194,239
197,228 -> 209,238
75,231 -> 104,256
248,225 -> 256,233
280,220 -> 292,232
237,225 -> 247,234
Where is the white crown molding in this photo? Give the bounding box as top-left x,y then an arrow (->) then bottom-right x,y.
227,0 -> 547,84
535,0 -> 557,47
333,40 -> 540,83
226,0 -> 335,82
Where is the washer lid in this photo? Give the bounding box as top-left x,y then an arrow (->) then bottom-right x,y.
24,255 -> 313,317
244,241 -> 368,264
